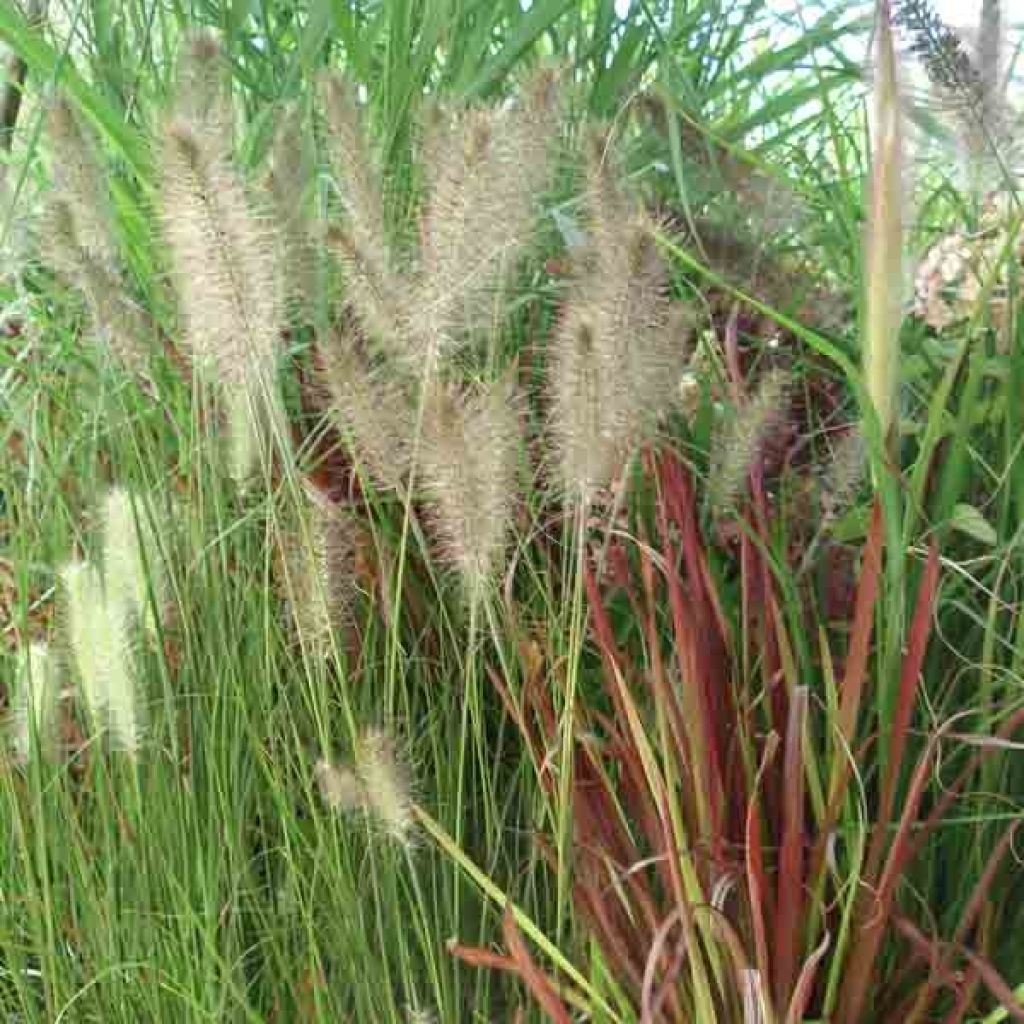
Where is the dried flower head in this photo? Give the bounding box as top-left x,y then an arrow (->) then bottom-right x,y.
549,177 -> 689,504
316,727 -> 415,845
420,375 -> 521,600
709,369 -> 791,515
45,95 -> 118,271
61,560 -> 142,753
320,326 -> 414,491
267,104 -> 319,325
10,642 -> 60,762
160,114 -> 288,481
413,68 -> 560,364
278,490 -> 358,655
102,487 -> 168,641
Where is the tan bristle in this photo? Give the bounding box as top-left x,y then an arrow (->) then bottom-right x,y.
173,28 -> 232,136
45,95 -> 118,271
709,369 -> 790,515
315,759 -> 365,812
420,375 -> 521,600
316,728 -> 415,846
413,71 -> 560,363
61,560 -> 143,754
320,326 -> 413,491
160,114 -> 288,479
355,727 -> 415,845
319,73 -> 404,351
267,104 -> 318,325
549,176 -> 688,503
279,492 -> 358,655
10,642 -> 60,762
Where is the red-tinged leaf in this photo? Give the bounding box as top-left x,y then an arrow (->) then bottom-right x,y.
486,663 -> 543,772
784,929 -> 831,1024
836,498 -> 884,776
953,822 -> 1020,948
941,966 -> 982,1024
774,687 -> 808,1008
959,947 -> 1024,1022
637,536 -> 691,779
906,823 -> 1024,1020
502,906 -> 574,1024
876,541 -> 940,844
836,720 -> 948,1024
724,306 -> 746,403
575,878 -> 649,997
652,460 -> 727,861
908,705 -> 1024,866
746,733 -> 780,985
891,916 -> 947,989
448,940 -> 519,973
641,908 -> 689,1024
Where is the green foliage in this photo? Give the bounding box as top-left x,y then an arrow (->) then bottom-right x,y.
2,1 -> 1024,1023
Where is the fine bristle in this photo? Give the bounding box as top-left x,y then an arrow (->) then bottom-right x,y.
45,95 -> 118,271
355,727 -> 415,844
10,642 -> 60,762
42,104 -> 154,376
267,104 -> 319,324
414,70 -> 560,362
315,759 -> 365,812
326,226 -> 411,364
320,326 -> 414,491
420,376 -> 521,600
709,369 -> 791,515
102,488 -> 168,640
316,728 -> 415,846
160,114 -> 288,479
548,159 -> 689,503
820,429 -> 866,522
320,73 -> 405,351
173,28 -> 233,136
160,116 -> 281,383
61,560 -> 143,754
279,491 -> 359,655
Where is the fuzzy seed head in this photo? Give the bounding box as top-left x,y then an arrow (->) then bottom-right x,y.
267,104 -> 318,324
10,642 -> 60,762
279,492 -> 358,656
160,115 -> 289,479
710,369 -> 790,515
174,29 -> 233,137
820,429 -> 866,521
315,759 -> 365,812
321,326 -> 414,491
41,189 -> 153,376
102,488 -> 167,640
549,201 -> 688,503
61,560 -> 142,753
420,377 -> 521,600
160,116 -> 282,387
414,70 -> 560,359
355,727 -> 414,844
45,95 -> 118,271
316,728 -> 415,845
